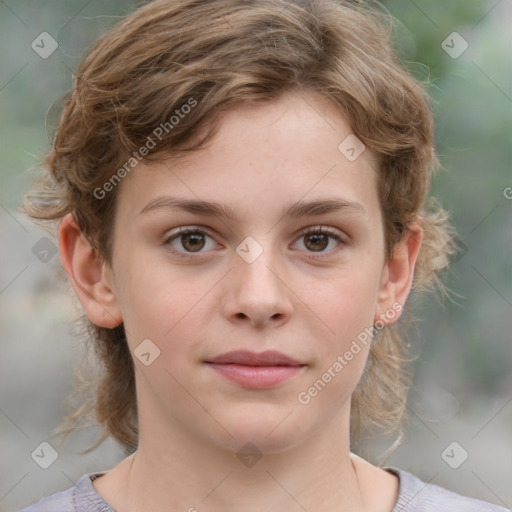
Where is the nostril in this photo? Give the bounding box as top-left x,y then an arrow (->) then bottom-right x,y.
236,312 -> 247,319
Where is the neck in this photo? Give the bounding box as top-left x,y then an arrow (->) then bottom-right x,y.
100,412 -> 368,511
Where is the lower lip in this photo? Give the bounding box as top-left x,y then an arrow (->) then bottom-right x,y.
206,363 -> 304,389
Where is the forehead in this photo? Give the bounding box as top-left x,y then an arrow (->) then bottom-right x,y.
116,92 -> 381,224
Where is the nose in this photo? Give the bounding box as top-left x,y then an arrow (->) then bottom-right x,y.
221,245 -> 293,329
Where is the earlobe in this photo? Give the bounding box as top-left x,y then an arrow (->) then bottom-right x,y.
58,213 -> 123,328
375,223 -> 423,325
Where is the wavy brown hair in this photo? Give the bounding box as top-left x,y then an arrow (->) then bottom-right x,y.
24,0 -> 456,455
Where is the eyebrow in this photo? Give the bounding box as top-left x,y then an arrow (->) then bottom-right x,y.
138,195 -> 366,219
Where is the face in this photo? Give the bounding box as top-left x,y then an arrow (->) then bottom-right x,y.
105,92 -> 400,453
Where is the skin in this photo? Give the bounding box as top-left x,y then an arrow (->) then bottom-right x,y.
59,91 -> 422,512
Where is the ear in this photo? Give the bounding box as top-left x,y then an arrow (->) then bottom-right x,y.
375,222 -> 423,325
58,213 -> 122,328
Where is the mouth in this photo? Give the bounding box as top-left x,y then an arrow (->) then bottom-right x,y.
204,350 -> 306,389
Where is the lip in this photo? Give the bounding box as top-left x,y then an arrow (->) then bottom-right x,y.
204,350 -> 305,389
206,350 -> 303,366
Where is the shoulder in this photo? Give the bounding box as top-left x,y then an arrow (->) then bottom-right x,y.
19,485 -> 75,512
19,473 -> 113,512
389,467 -> 509,512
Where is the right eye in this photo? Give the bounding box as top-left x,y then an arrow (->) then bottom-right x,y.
163,227 -> 220,256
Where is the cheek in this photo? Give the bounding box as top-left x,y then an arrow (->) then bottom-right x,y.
305,266 -> 381,348
296,264 -> 381,403
113,249 -> 214,350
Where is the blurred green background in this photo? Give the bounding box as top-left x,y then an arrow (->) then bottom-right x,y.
0,1 -> 510,510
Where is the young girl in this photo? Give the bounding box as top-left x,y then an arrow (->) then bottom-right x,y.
20,0 -> 507,510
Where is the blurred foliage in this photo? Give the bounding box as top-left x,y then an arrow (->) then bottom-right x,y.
380,0 -> 512,396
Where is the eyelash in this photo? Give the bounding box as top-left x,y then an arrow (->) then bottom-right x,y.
162,225 -> 347,261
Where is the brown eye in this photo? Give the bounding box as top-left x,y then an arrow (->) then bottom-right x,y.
180,232 -> 206,252
166,228 -> 218,255
292,227 -> 344,258
304,233 -> 329,252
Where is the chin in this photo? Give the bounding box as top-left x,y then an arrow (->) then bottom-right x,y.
207,405 -> 310,455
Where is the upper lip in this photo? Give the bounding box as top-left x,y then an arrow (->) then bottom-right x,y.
205,350 -> 304,367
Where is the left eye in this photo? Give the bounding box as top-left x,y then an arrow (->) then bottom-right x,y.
293,228 -> 343,253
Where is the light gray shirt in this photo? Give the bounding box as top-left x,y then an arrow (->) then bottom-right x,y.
20,468 -> 508,511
